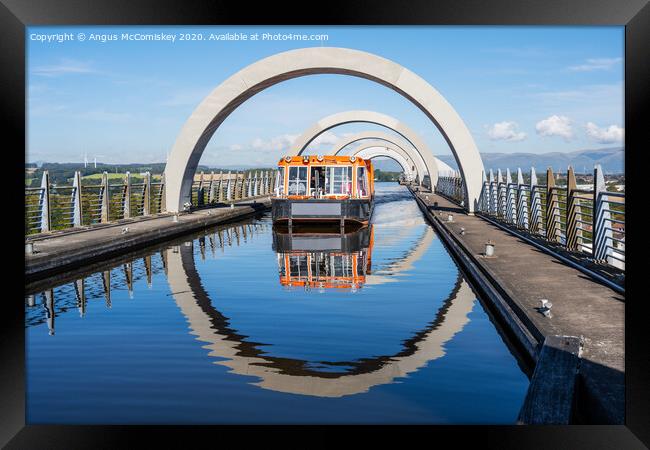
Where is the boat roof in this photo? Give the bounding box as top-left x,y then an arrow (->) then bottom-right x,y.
278,155 -> 369,165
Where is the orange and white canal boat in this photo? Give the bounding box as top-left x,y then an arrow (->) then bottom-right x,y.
271,155 -> 374,227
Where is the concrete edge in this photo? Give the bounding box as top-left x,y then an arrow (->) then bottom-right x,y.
25,203 -> 270,282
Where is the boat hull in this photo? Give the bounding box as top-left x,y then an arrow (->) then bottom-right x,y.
271,198 -> 373,226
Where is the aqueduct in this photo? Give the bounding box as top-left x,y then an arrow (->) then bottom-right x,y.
164,47 -> 484,213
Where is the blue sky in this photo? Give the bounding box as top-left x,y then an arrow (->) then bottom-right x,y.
27,26 -> 624,167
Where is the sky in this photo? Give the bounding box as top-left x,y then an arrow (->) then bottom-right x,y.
26,26 -> 624,168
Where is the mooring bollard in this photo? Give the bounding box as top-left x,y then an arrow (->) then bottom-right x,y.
460,227 -> 466,235
485,240 -> 495,257
172,214 -> 179,222
25,242 -> 34,255
230,204 -> 234,209
447,214 -> 453,222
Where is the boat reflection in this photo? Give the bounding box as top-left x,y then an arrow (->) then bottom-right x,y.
272,225 -> 373,291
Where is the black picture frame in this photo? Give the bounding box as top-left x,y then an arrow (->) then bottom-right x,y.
3,0 -> 648,447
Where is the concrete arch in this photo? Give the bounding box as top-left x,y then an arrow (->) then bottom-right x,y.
289,110 -> 441,189
164,47 -> 484,213
329,131 -> 429,181
356,148 -> 414,180
348,140 -> 459,182
165,235 -> 475,397
352,142 -> 419,182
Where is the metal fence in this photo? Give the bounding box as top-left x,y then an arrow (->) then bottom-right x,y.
436,174 -> 465,206
190,170 -> 276,207
26,169 -> 276,236
26,171 -> 165,235
436,164 -> 625,271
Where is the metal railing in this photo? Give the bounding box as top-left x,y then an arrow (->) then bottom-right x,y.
25,170 -> 166,236
26,169 -> 275,236
190,170 -> 276,207
471,164 -> 624,270
436,173 -> 465,206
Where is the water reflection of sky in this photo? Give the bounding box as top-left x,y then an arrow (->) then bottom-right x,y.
25,183 -> 529,424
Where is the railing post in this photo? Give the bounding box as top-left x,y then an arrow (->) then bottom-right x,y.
546,168 -> 560,243
197,171 -> 205,207
516,168 -> 528,230
39,171 -> 51,232
208,171 -> 215,204
566,166 -> 581,251
497,169 -> 505,218
100,171 -> 110,223
529,167 -> 543,234
208,171 -> 216,204
226,171 -> 232,201
592,164 -> 613,262
143,171 -> 151,216
216,171 -> 223,202
72,170 -> 83,227
506,168 -> 517,225
123,171 -> 131,219
160,173 -> 166,213
479,170 -> 487,212
489,169 -> 497,215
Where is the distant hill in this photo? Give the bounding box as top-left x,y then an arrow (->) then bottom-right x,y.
436,147 -> 624,174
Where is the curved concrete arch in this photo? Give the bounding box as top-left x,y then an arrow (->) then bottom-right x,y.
164,47 -> 484,213
289,110 -> 441,189
165,239 -> 475,397
353,144 -> 418,181
329,130 -> 429,181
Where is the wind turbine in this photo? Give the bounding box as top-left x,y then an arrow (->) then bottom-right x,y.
93,155 -> 105,169
83,153 -> 88,168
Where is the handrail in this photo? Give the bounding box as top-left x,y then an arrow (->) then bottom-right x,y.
440,165 -> 624,271
26,169 -> 275,237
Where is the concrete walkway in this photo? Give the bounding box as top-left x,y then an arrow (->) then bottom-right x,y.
25,198 -> 270,280
414,191 -> 624,424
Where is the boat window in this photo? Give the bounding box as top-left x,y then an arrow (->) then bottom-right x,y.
288,166 -> 308,196
289,255 -> 309,279
310,167 -> 326,197
275,167 -> 285,195
330,254 -> 352,277
357,166 -> 368,197
325,166 -> 352,195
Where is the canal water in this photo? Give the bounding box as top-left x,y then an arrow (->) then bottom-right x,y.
25,183 -> 529,424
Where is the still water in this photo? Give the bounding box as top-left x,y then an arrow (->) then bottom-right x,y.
26,183 -> 529,424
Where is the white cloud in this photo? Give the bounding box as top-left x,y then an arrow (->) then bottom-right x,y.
568,57 -> 622,72
585,122 -> 624,144
535,115 -> 573,141
487,121 -> 527,142
32,59 -> 96,77
250,133 -> 299,151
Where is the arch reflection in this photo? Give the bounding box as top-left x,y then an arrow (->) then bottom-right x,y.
166,237 -> 476,397
26,218 -> 476,398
